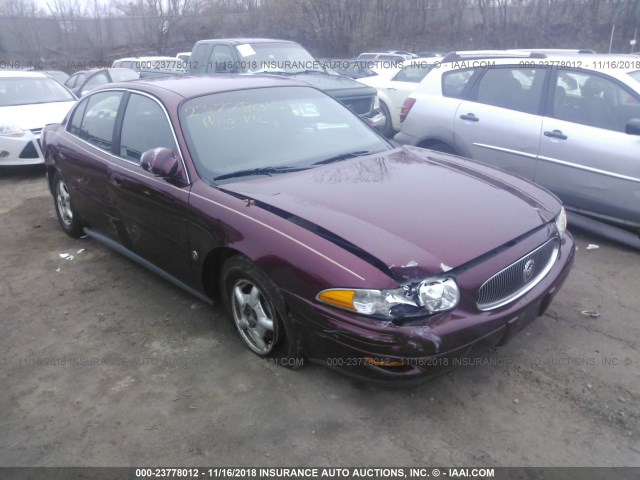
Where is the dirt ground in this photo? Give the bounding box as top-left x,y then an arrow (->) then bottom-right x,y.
0,166 -> 638,467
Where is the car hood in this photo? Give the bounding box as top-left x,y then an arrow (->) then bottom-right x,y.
0,101 -> 76,130
224,147 -> 559,281
289,72 -> 377,99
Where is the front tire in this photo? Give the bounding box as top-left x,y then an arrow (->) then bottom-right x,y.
52,172 -> 83,238
221,256 -> 302,366
379,101 -> 395,138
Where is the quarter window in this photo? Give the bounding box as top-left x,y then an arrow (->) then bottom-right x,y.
77,91 -> 123,151
68,97 -> 88,136
442,68 -> 477,98
552,69 -> 640,132
119,94 -> 176,162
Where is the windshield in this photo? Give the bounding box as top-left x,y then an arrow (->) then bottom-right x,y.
180,86 -> 391,183
629,70 -> 640,83
239,42 -> 325,74
0,77 -> 75,106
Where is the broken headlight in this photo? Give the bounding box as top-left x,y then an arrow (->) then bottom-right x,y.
316,278 -> 459,320
555,207 -> 567,236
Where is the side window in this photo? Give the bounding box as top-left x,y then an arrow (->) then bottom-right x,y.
77,91 -> 123,151
442,68 -> 477,98
552,69 -> 640,132
66,73 -> 85,89
67,97 -> 89,136
119,93 -> 176,163
64,74 -> 78,89
81,72 -> 109,95
475,67 -> 545,114
191,44 -> 211,72
209,45 -> 235,73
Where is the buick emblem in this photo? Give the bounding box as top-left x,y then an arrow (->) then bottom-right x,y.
522,259 -> 535,283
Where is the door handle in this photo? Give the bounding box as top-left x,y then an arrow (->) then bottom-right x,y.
460,113 -> 479,122
387,87 -> 397,91
110,174 -> 122,187
544,130 -> 567,140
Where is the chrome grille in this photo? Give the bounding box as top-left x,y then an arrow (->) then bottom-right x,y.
477,238 -> 560,311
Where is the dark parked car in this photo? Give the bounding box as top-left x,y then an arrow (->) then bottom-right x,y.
64,68 -> 139,97
188,38 -> 385,128
43,75 -> 575,383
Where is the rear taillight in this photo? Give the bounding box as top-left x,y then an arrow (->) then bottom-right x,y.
400,98 -> 416,123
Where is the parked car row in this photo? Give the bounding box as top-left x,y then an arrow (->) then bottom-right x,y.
5,42 -> 638,383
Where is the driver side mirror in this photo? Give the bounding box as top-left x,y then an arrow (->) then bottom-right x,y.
140,147 -> 181,178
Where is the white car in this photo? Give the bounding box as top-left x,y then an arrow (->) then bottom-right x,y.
0,71 -> 76,168
358,57 -> 437,137
394,51 -> 640,232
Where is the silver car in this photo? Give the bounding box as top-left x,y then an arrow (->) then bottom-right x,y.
395,51 -> 640,231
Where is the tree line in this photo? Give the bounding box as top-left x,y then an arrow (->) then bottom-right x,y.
0,0 -> 638,70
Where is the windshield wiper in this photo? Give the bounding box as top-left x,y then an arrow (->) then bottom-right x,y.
213,166 -> 308,181
312,151 -> 373,166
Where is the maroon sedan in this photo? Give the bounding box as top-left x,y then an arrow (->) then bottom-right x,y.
43,75 -> 575,383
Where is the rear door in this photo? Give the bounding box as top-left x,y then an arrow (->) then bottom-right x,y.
59,90 -> 125,238
536,68 -> 640,225
453,65 -> 549,180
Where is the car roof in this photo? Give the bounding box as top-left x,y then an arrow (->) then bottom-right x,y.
114,56 -> 179,62
196,38 -> 296,45
440,51 -> 640,74
72,67 -> 134,75
104,74 -> 309,99
0,70 -> 49,78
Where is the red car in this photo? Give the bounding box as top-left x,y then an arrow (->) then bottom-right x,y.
43,75 -> 575,383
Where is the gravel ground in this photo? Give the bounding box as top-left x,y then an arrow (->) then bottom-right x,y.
0,166 -> 638,468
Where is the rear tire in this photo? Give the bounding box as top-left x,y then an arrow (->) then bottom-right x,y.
52,172 -> 83,238
220,255 -> 303,368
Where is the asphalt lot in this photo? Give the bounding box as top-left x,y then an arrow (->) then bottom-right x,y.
0,166 -> 638,467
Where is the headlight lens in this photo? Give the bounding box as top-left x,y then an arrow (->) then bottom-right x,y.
555,207 -> 567,236
317,278 -> 460,320
0,125 -> 25,137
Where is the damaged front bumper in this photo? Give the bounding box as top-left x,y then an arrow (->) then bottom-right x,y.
285,232 -> 575,385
